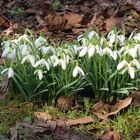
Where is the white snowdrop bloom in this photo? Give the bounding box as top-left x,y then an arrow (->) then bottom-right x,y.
17,34 -> 28,42
130,59 -> 140,69
34,70 -> 43,80
117,60 -> 129,70
60,59 -> 66,70
103,47 -> 113,55
19,45 -> 31,56
128,66 -> 135,79
133,33 -> 140,41
88,31 -> 99,40
34,59 -> 50,71
77,34 -> 83,42
1,67 -> 14,78
2,47 -> 10,57
8,50 -> 16,60
21,55 -> 35,66
117,35 -> 125,46
111,50 -> 118,60
35,37 -> 46,48
125,48 -> 137,58
96,46 -> 103,56
49,55 -> 59,67
73,66 -> 85,77
118,47 -> 125,56
88,44 -> 95,58
107,31 -> 116,44
79,47 -> 87,57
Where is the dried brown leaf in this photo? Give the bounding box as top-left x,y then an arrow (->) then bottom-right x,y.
66,116 -> 94,126
97,131 -> 120,140
105,17 -> 124,32
34,112 -> 53,121
0,17 -> 9,28
92,97 -> 132,120
56,96 -> 75,109
64,12 -> 83,28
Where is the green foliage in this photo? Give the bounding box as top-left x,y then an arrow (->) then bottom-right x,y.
51,0 -> 61,11
9,6 -> 24,16
1,29 -> 140,103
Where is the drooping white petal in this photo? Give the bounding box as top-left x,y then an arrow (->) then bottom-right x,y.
125,48 -> 137,58
88,44 -> 95,58
117,35 -> 125,46
128,66 -> 135,79
8,67 -> 14,78
111,51 -> 118,60
133,33 -> 140,41
130,59 -> 140,69
35,37 -> 46,48
29,55 -> 35,66
34,60 -> 42,67
73,66 -> 79,77
60,59 -> 66,70
79,47 -> 87,57
21,56 -> 28,64
77,34 -> 83,42
73,66 -> 85,77
2,48 -> 10,57
108,31 -> 116,44
117,60 -> 128,70
44,61 -> 50,71
34,70 -> 43,80
78,67 -> 85,76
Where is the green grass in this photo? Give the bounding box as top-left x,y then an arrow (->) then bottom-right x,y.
0,96 -> 36,136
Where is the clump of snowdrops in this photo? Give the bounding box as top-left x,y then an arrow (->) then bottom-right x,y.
1,30 -> 140,103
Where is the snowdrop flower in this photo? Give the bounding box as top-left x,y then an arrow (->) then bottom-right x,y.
133,33 -> 140,41
95,45 -> 103,56
103,47 -> 113,55
79,47 -> 87,57
118,47 -> 125,56
17,34 -> 28,42
79,43 -> 95,58
117,35 -> 125,46
49,55 -> 59,67
34,59 -> 50,71
60,59 -> 66,70
19,45 -> 31,56
35,37 -> 46,48
77,34 -> 83,42
34,70 -> 43,80
73,66 -> 85,77
107,31 -> 116,45
21,55 -> 35,66
1,67 -> 14,78
125,48 -> 137,58
117,60 -> 129,70
128,66 -> 135,79
88,31 -> 99,40
130,59 -> 140,69
88,44 -> 95,58
111,50 -> 118,60
2,47 -> 11,57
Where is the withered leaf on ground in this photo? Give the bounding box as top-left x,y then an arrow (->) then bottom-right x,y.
105,17 -> 124,32
0,17 -> 9,28
56,95 -> 75,109
97,131 -> 120,140
92,97 -> 132,120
